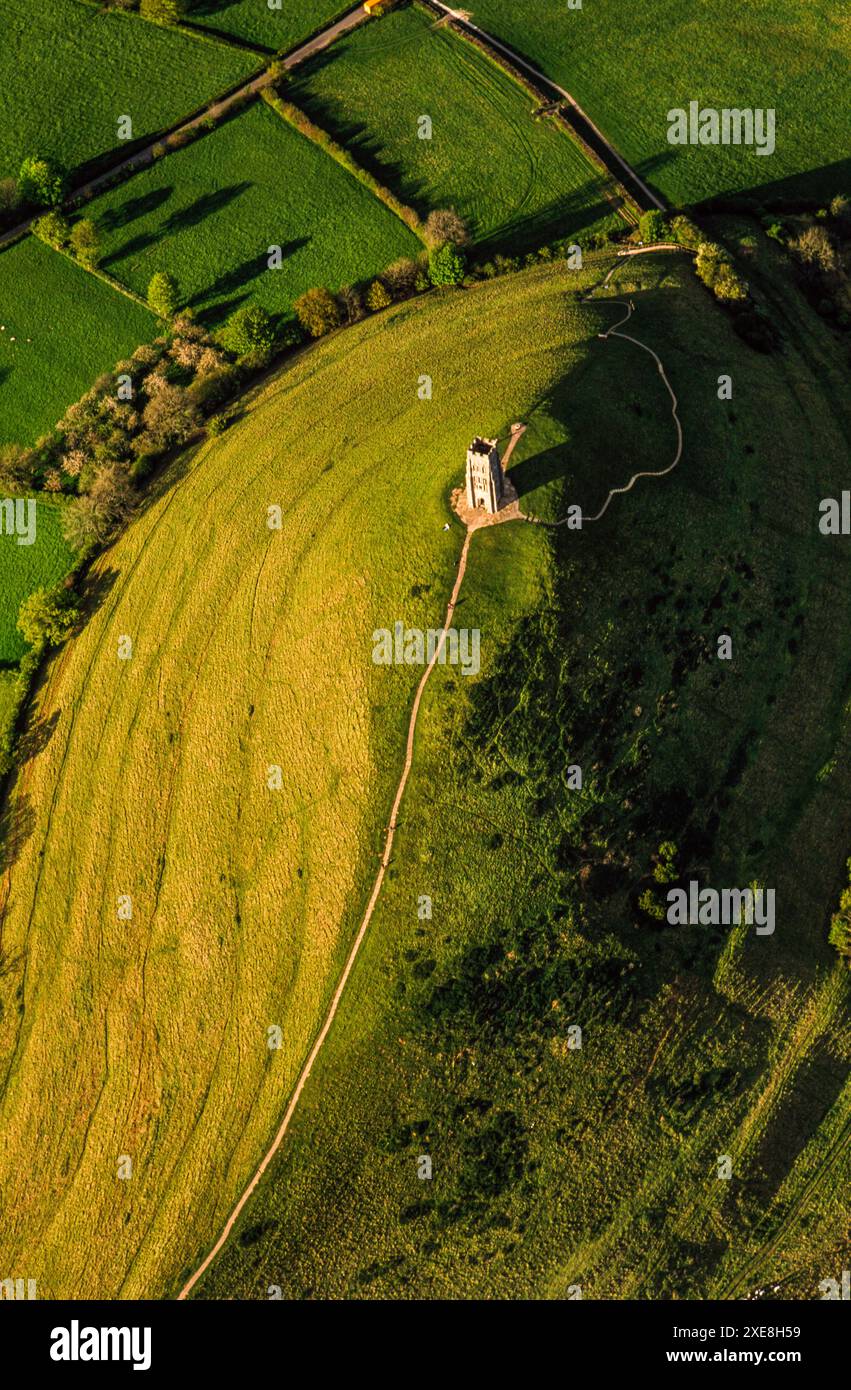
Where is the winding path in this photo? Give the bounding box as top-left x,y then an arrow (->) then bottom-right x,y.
177,246 -> 690,1299
528,247 -> 687,527
177,530 -> 473,1300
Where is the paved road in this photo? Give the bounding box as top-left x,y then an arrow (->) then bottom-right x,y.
428,1 -> 665,213
0,5 -> 369,253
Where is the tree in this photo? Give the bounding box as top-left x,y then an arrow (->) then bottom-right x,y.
141,384 -> 197,450
140,0 -> 188,21
17,586 -> 80,648
69,218 -> 101,268
425,208 -> 470,248
63,464 -> 137,548
294,287 -> 342,338
0,444 -> 34,493
791,224 -> 839,275
18,156 -> 67,208
829,194 -> 851,234
147,271 -> 181,318
382,257 -> 419,298
219,303 -> 275,356
639,209 -> 668,243
429,242 -> 465,287
32,211 -> 70,249
366,279 -> 392,312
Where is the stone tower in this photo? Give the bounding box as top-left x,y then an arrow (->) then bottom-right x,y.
466,437 -> 505,514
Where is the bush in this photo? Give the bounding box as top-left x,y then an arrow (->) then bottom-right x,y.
18,155 -> 67,208
670,214 -> 702,249
639,210 -> 668,243
429,243 -> 466,288
69,218 -> 101,268
32,211 -> 70,249
147,271 -> 181,318
790,224 -> 839,275
17,585 -> 80,648
424,208 -> 470,248
294,287 -> 341,338
140,0 -> 187,21
366,279 -> 392,312
382,258 -> 419,299
219,303 -> 275,356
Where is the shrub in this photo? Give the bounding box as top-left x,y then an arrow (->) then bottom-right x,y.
18,155 -> 67,208
219,303 -> 275,356
366,279 -> 393,312
429,243 -> 466,287
17,585 -> 80,648
294,287 -> 342,338
147,271 -> 181,318
383,258 -> 419,299
670,214 -> 702,249
790,224 -> 839,275
32,211 -> 70,249
829,193 -> 851,234
69,218 -> 101,268
140,0 -> 188,21
639,209 -> 668,243
424,208 -> 470,248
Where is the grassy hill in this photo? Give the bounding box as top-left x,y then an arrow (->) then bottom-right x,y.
0,262 -> 603,1299
469,0 -> 851,207
2,246 -> 849,1301
190,248 -> 851,1300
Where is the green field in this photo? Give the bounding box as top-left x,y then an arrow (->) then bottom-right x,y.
0,261 -> 605,1298
0,0 -> 254,182
470,0 -> 851,206
0,237 -> 158,446
294,5 -> 621,250
0,500 -> 75,665
89,100 -> 421,324
190,0 -> 349,51
188,249 -> 851,1300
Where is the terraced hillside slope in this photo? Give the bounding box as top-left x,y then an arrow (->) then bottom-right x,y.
0,265 -> 607,1298
190,248 -> 851,1300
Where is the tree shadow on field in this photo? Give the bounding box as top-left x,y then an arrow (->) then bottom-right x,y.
163,183 -> 252,234
98,186 -> 174,233
195,239 -> 310,317
102,230 -> 160,269
15,709 -> 59,767
0,795 -> 35,875
77,566 -> 120,628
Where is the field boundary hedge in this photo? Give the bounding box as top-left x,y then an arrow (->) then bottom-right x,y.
261,88 -> 427,243
414,0 -> 641,227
